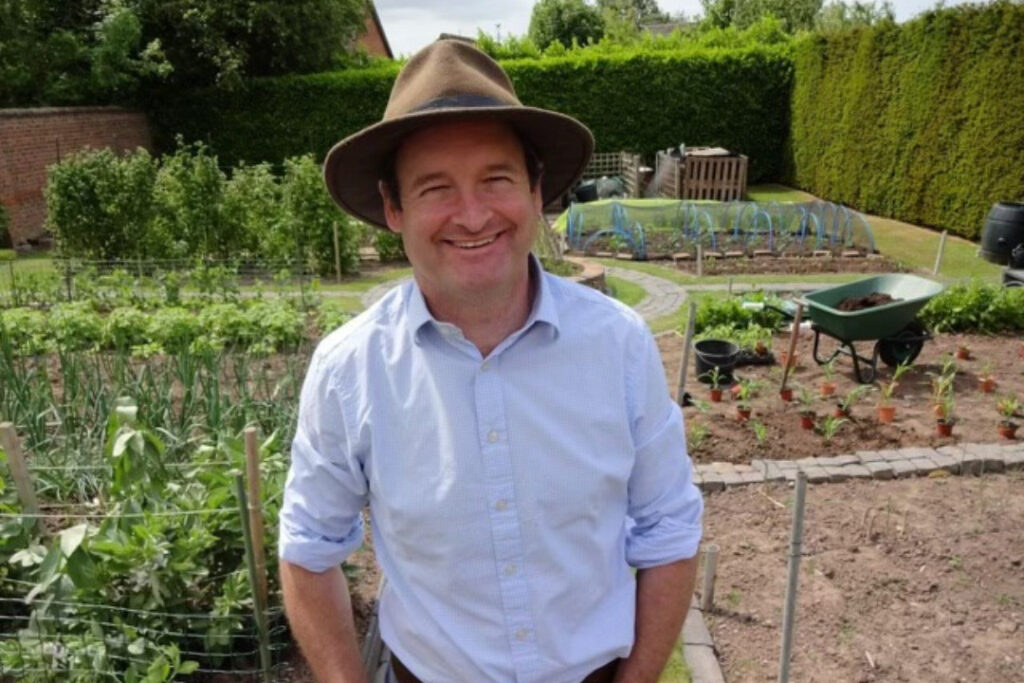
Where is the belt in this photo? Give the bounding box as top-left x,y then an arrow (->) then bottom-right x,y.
390,655 -> 621,683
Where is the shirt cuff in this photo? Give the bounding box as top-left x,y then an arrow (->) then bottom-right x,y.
626,512 -> 703,568
278,515 -> 365,573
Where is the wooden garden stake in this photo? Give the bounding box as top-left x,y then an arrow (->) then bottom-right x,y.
696,244 -> 704,277
780,303 -> 804,392
0,423 -> 41,524
932,230 -> 947,275
700,543 -> 719,612
244,427 -> 269,612
332,222 -> 343,284
235,475 -> 272,682
677,300 -> 697,405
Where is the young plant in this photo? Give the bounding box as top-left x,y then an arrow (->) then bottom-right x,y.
978,361 -> 996,393
750,419 -> 768,449
689,422 -> 710,449
838,384 -> 871,415
997,395 -> 1020,422
736,378 -> 762,407
878,362 -> 912,407
702,365 -> 723,390
820,359 -> 837,396
819,415 -> 848,444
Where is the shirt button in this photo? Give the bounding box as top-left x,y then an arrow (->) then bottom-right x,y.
515,628 -> 529,642
494,499 -> 509,511
481,361 -> 490,371
487,431 -> 499,443
503,563 -> 517,576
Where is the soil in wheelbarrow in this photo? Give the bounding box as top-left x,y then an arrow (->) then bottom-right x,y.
657,331 -> 1024,464
836,292 -> 900,311
700,472 -> 1024,682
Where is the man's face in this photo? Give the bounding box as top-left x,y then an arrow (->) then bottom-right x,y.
380,119 -> 542,306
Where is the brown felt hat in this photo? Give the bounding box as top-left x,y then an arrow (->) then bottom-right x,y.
323,39 -> 594,229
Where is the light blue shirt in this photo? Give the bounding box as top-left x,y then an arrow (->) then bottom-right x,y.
279,258 -> 703,683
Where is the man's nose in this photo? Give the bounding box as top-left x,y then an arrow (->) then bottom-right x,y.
451,189 -> 493,233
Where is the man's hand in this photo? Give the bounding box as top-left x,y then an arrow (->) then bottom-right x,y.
280,560 -> 369,683
615,555 -> 699,683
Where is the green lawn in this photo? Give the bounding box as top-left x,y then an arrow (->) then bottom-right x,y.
746,184 -> 1001,282
605,275 -> 647,307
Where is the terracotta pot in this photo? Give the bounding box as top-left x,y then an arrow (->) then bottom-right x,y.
1019,344 -> 1024,360
936,420 -> 954,437
755,341 -> 768,356
956,347 -> 970,361
730,384 -> 743,400
709,388 -> 723,403
999,423 -> 1019,440
832,406 -> 849,419
877,404 -> 896,423
979,377 -> 996,393
736,406 -> 752,422
820,381 -> 837,398
778,351 -> 797,369
779,387 -> 794,402
799,413 -> 815,430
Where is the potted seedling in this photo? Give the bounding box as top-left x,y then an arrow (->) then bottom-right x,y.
978,361 -> 996,393
735,378 -> 761,422
955,343 -> 971,361
834,384 -> 870,419
779,385 -> 794,402
876,362 -> 911,424
997,395 -> 1019,440
936,396 -> 956,437
797,387 -> 816,430
819,359 -> 837,397
703,366 -> 724,403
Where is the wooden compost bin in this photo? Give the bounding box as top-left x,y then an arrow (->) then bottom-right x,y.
581,151 -> 645,197
656,148 -> 748,201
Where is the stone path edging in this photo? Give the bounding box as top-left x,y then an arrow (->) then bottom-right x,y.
692,441 -> 1024,492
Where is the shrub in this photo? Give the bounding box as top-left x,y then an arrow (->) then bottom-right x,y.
45,148 -> 157,260
787,2 -> 1024,238
374,230 -> 406,262
104,307 -> 151,349
49,303 -> 105,350
920,282 -> 1024,333
147,307 -> 202,352
277,155 -> 360,275
150,140 -> 230,258
150,46 -> 794,182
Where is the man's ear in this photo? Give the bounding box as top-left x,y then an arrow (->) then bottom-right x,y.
531,169 -> 545,216
379,180 -> 402,234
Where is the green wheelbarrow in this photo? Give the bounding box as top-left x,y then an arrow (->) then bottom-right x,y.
775,274 -> 945,383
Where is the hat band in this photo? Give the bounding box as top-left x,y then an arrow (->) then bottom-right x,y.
411,94 -> 509,113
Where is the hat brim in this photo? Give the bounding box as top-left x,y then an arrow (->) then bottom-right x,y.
323,106 -> 594,230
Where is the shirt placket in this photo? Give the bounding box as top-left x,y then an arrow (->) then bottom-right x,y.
474,356 -> 539,680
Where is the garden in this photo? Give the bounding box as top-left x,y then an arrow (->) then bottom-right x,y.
2,0 -> 1024,680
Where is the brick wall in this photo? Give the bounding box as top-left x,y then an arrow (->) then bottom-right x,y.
0,107 -> 152,248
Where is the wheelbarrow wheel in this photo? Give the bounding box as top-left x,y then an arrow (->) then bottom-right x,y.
878,321 -> 926,368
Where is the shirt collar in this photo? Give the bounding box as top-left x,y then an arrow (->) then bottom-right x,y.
406,253 -> 561,345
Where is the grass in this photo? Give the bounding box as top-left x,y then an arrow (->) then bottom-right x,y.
747,184 -> 1002,282
659,640 -> 692,682
605,275 -> 647,307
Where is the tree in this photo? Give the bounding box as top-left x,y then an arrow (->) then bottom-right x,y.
815,0 -> 894,31
528,0 -> 605,50
700,0 -> 824,32
597,0 -> 669,25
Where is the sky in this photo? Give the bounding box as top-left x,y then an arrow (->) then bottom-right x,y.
375,0 -> 995,57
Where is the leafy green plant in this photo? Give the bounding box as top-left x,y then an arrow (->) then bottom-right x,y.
750,419 -> 768,448
689,422 -> 710,449
701,365 -> 724,390
839,384 -> 870,413
819,414 -> 847,443
878,362 -> 911,406
997,395 -> 1019,423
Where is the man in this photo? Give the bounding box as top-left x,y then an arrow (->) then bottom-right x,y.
279,39 -> 703,683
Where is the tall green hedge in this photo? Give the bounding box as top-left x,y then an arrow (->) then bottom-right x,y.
787,2 -> 1024,238
148,46 -> 794,183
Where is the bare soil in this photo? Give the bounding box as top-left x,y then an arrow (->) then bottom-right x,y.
658,332 -> 1024,463
701,473 -> 1024,682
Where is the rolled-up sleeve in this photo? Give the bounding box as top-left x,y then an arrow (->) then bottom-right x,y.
279,347 -> 369,572
625,327 -> 704,568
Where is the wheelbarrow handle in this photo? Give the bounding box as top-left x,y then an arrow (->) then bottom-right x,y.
765,298 -> 810,321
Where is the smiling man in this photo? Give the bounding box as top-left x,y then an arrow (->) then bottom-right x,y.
278,39 -> 704,683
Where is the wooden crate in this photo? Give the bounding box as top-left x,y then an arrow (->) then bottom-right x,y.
580,151 -> 644,198
655,149 -> 748,201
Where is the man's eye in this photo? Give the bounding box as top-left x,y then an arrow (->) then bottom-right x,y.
486,176 -> 512,184
421,185 -> 448,196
